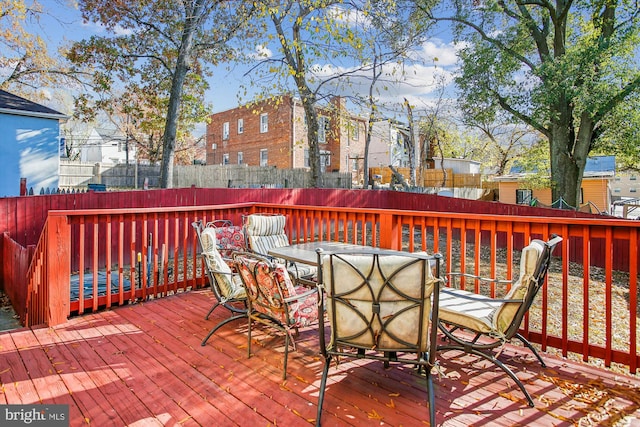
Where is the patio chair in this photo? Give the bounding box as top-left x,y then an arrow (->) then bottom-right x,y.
315,249 -> 442,427
233,251 -> 319,380
437,235 -> 563,407
192,220 -> 247,346
243,213 -> 317,283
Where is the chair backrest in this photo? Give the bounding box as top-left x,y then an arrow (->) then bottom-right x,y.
244,214 -> 290,255
319,250 -> 440,357
212,225 -> 245,259
233,252 -> 299,326
193,221 -> 245,300
496,235 -> 562,337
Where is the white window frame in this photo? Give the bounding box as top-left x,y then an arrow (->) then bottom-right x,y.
318,116 -> 329,143
237,151 -> 243,165
222,122 -> 229,140
237,118 -> 244,134
222,153 -> 230,165
260,113 -> 268,133
260,149 -> 268,166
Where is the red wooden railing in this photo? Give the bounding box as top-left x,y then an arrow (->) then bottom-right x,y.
19,201 -> 640,373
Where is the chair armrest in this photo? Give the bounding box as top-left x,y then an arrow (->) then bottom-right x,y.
440,288 -> 522,304
447,272 -> 515,286
284,287 -> 318,304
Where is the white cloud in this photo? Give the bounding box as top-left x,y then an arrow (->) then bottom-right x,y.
415,39 -> 461,67
254,44 -> 273,59
79,20 -> 133,36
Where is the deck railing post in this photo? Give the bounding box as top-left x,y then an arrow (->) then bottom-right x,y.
46,214 -> 71,326
379,212 -> 401,250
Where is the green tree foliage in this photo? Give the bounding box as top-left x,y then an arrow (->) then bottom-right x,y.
417,0 -> 640,208
68,0 -> 253,186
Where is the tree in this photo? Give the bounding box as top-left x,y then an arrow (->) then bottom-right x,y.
418,1 -> 640,208
465,113 -> 539,176
69,0 -> 253,187
0,0 -> 75,98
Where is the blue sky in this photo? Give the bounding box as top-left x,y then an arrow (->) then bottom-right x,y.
12,1 -> 461,127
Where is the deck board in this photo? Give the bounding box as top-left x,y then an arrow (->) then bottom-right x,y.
2,289 -> 640,426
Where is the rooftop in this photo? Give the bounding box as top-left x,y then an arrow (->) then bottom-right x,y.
0,90 -> 67,120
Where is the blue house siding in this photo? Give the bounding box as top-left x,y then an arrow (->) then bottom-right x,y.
0,91 -> 66,197
0,114 -> 61,196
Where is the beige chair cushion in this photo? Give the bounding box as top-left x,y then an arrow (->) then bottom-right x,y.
245,214 -> 286,236
322,253 -> 436,351
203,246 -> 246,300
245,215 -> 290,255
200,227 -> 218,253
439,240 -> 544,336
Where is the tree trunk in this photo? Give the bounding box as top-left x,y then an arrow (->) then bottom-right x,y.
300,92 -> 320,187
159,0 -> 204,188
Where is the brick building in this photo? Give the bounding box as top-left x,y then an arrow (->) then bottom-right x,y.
205,95 -> 367,179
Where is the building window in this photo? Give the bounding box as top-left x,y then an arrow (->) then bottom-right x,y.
222,153 -> 229,165
631,188 -> 637,193
237,118 -> 244,134
614,188 -> 621,193
351,121 -> 359,140
352,159 -> 358,171
237,151 -> 243,165
222,122 -> 229,140
260,113 -> 268,133
260,149 -> 268,166
631,175 -> 637,181
304,149 -> 310,168
318,116 -> 329,143
515,189 -> 533,205
320,150 -> 331,172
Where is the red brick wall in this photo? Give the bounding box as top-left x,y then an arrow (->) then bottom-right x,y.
206,96 -> 294,168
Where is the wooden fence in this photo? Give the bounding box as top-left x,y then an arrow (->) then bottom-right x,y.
56,161 -> 351,191
369,166 -> 482,188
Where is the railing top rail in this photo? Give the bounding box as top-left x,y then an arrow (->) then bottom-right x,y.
46,202 -> 257,217
248,203 -> 640,228
43,200 -> 640,228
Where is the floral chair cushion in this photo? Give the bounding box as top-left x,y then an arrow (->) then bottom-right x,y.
214,225 -> 245,259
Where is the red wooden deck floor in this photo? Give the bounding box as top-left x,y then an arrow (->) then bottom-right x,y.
2,289 -> 640,426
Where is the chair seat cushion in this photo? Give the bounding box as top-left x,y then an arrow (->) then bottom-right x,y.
288,262 -> 317,279
438,288 -> 500,334
204,249 -> 246,300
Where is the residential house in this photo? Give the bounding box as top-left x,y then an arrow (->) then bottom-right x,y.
77,127 -> 135,165
495,155 -> 615,213
367,120 -> 419,169
0,90 -> 67,197
205,95 -> 367,181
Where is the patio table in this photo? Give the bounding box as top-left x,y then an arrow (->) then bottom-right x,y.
267,241 -> 378,266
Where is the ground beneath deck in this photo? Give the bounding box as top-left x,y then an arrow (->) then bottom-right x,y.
1,289 -> 640,426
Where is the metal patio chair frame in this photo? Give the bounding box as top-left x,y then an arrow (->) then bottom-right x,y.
437,235 -> 563,407
233,251 -> 319,380
192,220 -> 248,346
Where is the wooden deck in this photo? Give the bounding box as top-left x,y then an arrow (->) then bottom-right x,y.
2,289 -> 640,426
